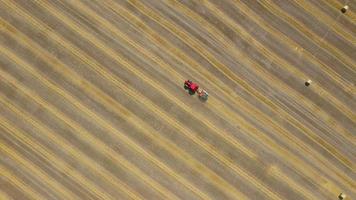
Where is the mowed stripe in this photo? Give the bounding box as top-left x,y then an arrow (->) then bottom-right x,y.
42,0 -> 348,198
0,2 -> 253,199
0,139 -> 79,199
36,0 -> 257,161
195,0 -> 355,170
0,93 -> 144,200
237,0 -> 355,87
23,1 -> 282,199
199,0 -> 355,125
291,0 -> 356,44
267,166 -> 316,200
0,14 -> 251,200
0,164 -> 47,200
0,17 -> 214,200
97,0 -> 259,160
0,115 -> 115,200
92,0 -> 353,193
121,0 -> 354,188
324,0 -> 356,23
131,0 -> 354,193
162,0 -> 354,148
0,0 -> 353,199
107,0 -> 354,146
32,0 -> 356,195
0,66 -> 180,200
61,0 -> 260,166
262,0 -> 355,72
199,0 -> 355,187
192,0 -> 354,175
94,4 -> 334,197
103,0 -> 352,154
126,0 -> 355,132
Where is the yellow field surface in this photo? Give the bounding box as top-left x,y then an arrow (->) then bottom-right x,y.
0,0 -> 355,199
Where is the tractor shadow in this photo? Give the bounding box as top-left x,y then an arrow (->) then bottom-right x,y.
189,90 -> 196,95
184,85 -> 196,95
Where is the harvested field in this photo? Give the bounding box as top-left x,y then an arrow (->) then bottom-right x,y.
0,0 -> 355,199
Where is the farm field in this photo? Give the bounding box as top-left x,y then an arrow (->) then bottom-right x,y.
0,0 -> 355,199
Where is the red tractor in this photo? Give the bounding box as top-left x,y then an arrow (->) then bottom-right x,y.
184,80 -> 199,93
184,80 -> 209,101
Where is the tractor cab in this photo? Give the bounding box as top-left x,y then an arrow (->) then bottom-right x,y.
184,80 -> 208,101
184,80 -> 199,93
